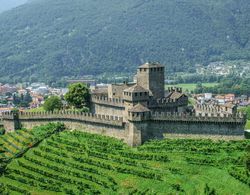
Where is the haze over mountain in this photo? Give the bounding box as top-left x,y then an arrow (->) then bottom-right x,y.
0,0 -> 249,82
0,0 -> 28,13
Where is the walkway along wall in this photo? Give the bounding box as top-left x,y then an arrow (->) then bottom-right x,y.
2,111 -> 247,146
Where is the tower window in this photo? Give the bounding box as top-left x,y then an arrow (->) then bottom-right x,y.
140,92 -> 142,96
135,93 -> 138,97
144,68 -> 146,72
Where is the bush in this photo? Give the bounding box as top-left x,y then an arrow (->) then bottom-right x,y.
0,128 -> 5,135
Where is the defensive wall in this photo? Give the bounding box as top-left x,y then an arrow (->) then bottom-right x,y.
90,95 -> 188,117
2,111 -> 247,146
143,112 -> 246,141
90,96 -> 125,117
195,103 -> 236,115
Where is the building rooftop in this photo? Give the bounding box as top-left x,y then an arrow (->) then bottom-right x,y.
139,62 -> 164,68
124,84 -> 149,93
91,88 -> 108,95
128,104 -> 150,113
167,92 -> 186,100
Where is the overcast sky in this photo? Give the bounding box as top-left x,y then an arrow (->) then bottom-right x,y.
0,0 -> 28,13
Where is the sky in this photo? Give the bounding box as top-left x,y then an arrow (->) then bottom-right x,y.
0,0 -> 28,13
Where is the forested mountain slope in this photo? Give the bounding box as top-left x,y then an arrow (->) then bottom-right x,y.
0,0 -> 249,82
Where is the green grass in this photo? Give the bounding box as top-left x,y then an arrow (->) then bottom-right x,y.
165,82 -> 218,92
0,128 -> 249,194
27,107 -> 45,112
246,120 -> 250,130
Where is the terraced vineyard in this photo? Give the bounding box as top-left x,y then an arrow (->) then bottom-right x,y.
0,123 -> 65,160
0,124 -> 249,194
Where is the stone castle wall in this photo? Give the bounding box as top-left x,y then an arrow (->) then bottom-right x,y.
195,103 -> 236,115
2,111 -> 246,146
90,96 -> 125,117
91,96 -> 124,107
3,111 -> 130,144
90,95 -> 188,116
90,103 -> 124,118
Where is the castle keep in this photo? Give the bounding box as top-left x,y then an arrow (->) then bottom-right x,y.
2,63 -> 247,146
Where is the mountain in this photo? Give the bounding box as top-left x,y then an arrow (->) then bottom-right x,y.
0,0 -> 249,82
0,0 -> 28,13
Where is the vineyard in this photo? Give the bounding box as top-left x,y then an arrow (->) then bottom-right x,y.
0,124 -> 249,194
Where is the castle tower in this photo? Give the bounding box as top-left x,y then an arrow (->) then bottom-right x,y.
136,62 -> 165,99
127,103 -> 151,146
123,84 -> 149,121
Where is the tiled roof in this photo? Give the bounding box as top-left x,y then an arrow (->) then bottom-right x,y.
167,92 -> 186,99
128,104 -> 150,113
91,88 -> 108,94
124,84 -> 148,93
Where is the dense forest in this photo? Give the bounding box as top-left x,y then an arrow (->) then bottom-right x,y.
0,0 -> 249,82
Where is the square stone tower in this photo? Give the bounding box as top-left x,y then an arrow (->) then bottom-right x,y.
136,62 -> 165,99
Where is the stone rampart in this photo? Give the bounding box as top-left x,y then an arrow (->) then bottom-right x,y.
151,112 -> 245,124
194,103 -> 236,115
2,111 -> 133,145
148,98 -> 187,108
91,96 -> 124,108
195,104 -> 221,113
2,110 -> 247,146
3,111 -> 123,126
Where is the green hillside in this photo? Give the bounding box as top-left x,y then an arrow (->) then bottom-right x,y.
0,0 -> 249,82
0,124 -> 249,194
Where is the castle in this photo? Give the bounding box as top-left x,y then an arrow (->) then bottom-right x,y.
91,62 -> 188,121
2,63 -> 247,146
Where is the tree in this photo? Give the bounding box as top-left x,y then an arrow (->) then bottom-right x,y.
43,96 -> 63,111
13,93 -> 20,105
65,83 -> 90,109
246,145 -> 250,171
24,91 -> 32,103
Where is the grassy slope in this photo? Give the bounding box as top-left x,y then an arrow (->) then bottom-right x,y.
246,120 -> 250,129
165,82 -> 218,92
0,130 -> 249,194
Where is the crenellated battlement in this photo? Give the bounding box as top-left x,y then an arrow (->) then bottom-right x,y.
2,109 -> 247,146
151,111 -> 246,124
2,111 -> 124,127
195,104 -> 221,112
91,95 -> 124,107
195,102 -> 237,115
167,87 -> 182,93
149,97 -> 187,108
